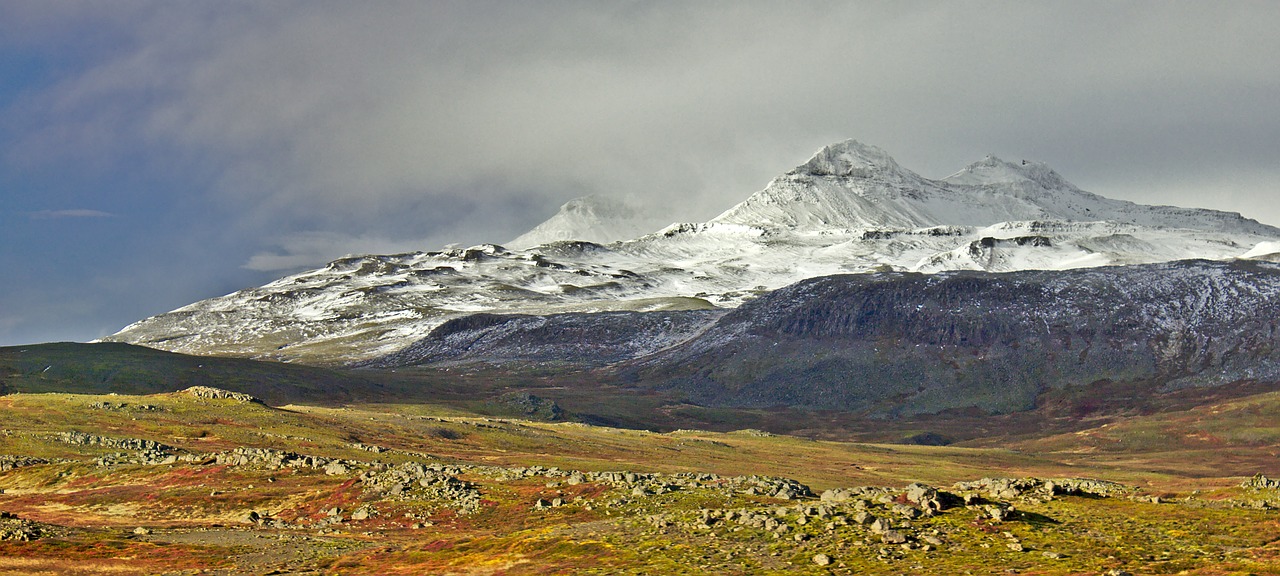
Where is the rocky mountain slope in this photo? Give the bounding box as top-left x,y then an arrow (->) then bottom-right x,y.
377,259 -> 1280,416
369,309 -> 726,369
628,259 -> 1280,416
102,140 -> 1280,363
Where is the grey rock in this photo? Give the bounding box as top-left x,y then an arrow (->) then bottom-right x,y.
891,503 -> 922,519
1243,473 -> 1280,489
880,530 -> 907,544
182,386 -> 261,404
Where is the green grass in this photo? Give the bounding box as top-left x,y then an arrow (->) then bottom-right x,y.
0,342 -> 382,404
2,348 -> 1280,573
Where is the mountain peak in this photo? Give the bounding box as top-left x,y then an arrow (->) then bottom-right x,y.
709,140 -> 938,230
944,155 -> 1075,190
507,195 -> 667,250
558,194 -> 629,215
791,139 -> 904,178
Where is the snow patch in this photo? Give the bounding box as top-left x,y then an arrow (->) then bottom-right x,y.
1242,241 -> 1280,259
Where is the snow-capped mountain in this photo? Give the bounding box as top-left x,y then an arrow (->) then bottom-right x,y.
506,195 -> 668,250
714,140 -> 1274,234
102,139 -> 1280,364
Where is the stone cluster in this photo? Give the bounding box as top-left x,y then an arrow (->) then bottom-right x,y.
181,386 -> 261,404
55,431 -> 171,452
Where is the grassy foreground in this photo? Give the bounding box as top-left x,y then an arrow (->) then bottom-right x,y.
0,387 -> 1278,575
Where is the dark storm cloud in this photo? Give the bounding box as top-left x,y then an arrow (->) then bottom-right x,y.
2,1 -> 1279,344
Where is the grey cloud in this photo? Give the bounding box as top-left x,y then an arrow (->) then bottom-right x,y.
4,1 -> 1279,348
9,1 -> 1280,246
242,232 -> 438,272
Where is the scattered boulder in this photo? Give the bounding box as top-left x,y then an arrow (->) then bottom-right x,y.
1243,473 -> 1280,490
902,432 -> 952,446
820,488 -> 857,503
904,483 -> 954,511
880,530 -> 907,544
182,386 -> 262,404
0,517 -> 43,541
363,462 -> 485,515
90,401 -> 127,411
95,450 -> 176,467
487,391 -> 564,421
955,477 -> 1127,501
0,455 -> 51,472
891,503 -> 922,519
89,401 -> 158,412
56,431 -> 170,452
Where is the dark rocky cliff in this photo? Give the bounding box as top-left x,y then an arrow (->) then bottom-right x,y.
369,309 -> 725,368
375,259 -> 1280,417
628,259 -> 1280,415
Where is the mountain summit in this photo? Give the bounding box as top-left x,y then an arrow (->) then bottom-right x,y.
708,139 -> 939,230
506,195 -> 668,250
711,140 -> 1275,236
792,139 -> 910,178
103,139 -> 1280,363
943,155 -> 1074,189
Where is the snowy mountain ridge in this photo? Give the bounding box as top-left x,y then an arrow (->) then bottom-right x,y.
103,139 -> 1280,364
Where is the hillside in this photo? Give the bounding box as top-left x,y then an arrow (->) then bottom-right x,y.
1,382 -> 1279,574
0,342 -> 378,405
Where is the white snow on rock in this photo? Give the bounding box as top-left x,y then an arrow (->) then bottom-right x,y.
1242,241 -> 1280,260
506,195 -> 669,250
102,139 -> 1280,364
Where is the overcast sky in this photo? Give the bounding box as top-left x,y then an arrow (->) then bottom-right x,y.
3,1 -> 1279,346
